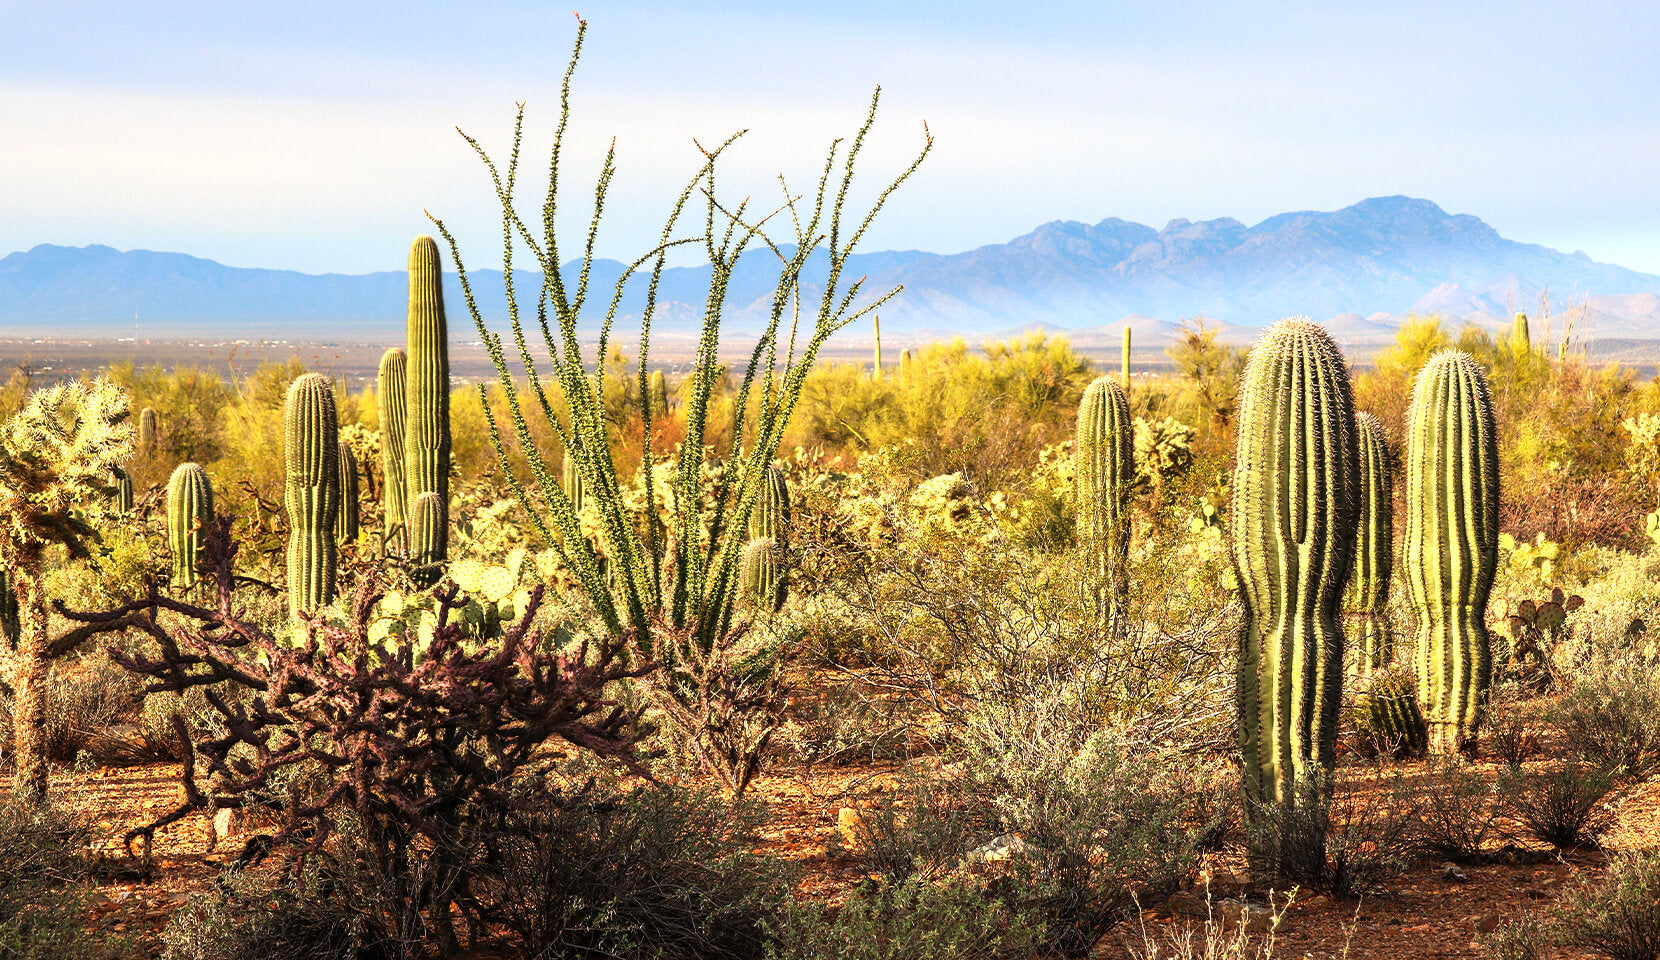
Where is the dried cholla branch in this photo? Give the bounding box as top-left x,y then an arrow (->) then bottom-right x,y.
56,516 -> 658,864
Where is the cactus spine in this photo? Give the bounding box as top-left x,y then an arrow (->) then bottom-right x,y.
110,465 -> 134,514
285,374 -> 339,620
405,235 -> 450,567
1347,413 -> 1393,676
167,463 -> 215,593
138,407 -> 159,457
1121,325 -> 1132,392
1075,376 -> 1134,617
336,440 -> 360,544
739,537 -> 786,612
378,347 -> 409,551
1231,318 -> 1360,807
1406,350 -> 1499,754
409,492 -> 445,575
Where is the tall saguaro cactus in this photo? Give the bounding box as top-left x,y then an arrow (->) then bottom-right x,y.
648,369 -> 670,419
1347,412 -> 1394,676
1406,350 -> 1499,754
336,440 -> 360,544
1511,311 -> 1531,354
285,374 -> 340,621
110,465 -> 134,514
1231,318 -> 1360,808
1075,376 -> 1134,617
872,314 -> 883,380
378,347 -> 409,551
1121,326 -> 1132,392
409,492 -> 444,575
749,464 -> 791,543
138,407 -> 159,457
405,235 -> 450,567
167,463 -> 214,593
0,566 -> 20,647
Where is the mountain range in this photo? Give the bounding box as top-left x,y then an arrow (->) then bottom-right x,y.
4,196 -> 1658,349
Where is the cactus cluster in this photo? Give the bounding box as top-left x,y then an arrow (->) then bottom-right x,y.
379,347 -> 409,551
167,463 -> 215,593
285,374 -> 340,620
1406,350 -> 1499,754
1074,376 -> 1134,616
405,236 -> 450,570
1346,412 -> 1394,675
1231,318 -> 1360,807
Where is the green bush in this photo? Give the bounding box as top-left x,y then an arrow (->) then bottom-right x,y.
1247,765 -> 1417,899
1411,758 -> 1502,862
1555,658 -> 1660,777
767,879 -> 1042,960
1557,849 -> 1660,960
0,799 -> 127,960
1499,761 -> 1620,850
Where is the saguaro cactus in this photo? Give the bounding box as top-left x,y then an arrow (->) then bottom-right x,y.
648,369 -> 670,419
167,463 -> 215,592
138,407 -> 160,457
110,465 -> 134,514
337,440 -> 360,544
898,348 -> 913,378
0,567 -> 20,647
872,314 -> 883,380
749,464 -> 790,543
409,491 -> 445,573
739,537 -> 786,612
285,374 -> 340,620
405,235 -> 450,566
1406,350 -> 1499,754
1347,412 -> 1394,676
378,347 -> 409,550
1231,318 -> 1360,807
1074,376 -> 1134,616
1511,311 -> 1531,354
1121,326 -> 1132,391
562,453 -> 586,515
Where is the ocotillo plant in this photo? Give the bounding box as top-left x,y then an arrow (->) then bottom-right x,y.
1347,412 -> 1393,676
739,537 -> 786,612
1231,318 -> 1360,809
1406,350 -> 1499,754
138,407 -> 159,457
110,465 -> 134,514
1075,376 -> 1133,620
1121,325 -> 1132,391
167,462 -> 214,593
378,347 -> 409,551
285,374 -> 339,621
406,235 -> 450,567
336,440 -> 360,544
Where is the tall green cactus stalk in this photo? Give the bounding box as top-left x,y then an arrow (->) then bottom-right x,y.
898,348 -> 913,378
285,374 -> 339,620
1511,311 -> 1530,354
648,369 -> 670,419
1121,325 -> 1132,392
110,465 -> 134,514
167,463 -> 214,593
0,566 -> 19,648
336,440 -> 360,544
1406,350 -> 1499,754
562,453 -> 586,515
405,235 -> 450,567
873,313 -> 883,379
378,347 -> 409,551
1347,412 -> 1394,676
138,407 -> 159,457
739,537 -> 786,612
409,491 -> 444,575
1074,376 -> 1134,619
749,464 -> 790,543
1231,318 -> 1360,808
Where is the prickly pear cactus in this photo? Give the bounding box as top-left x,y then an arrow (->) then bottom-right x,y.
378,347 -> 409,551
284,374 -> 339,620
167,463 -> 214,593
1405,350 -> 1499,754
1347,412 -> 1394,676
1231,318 -> 1360,807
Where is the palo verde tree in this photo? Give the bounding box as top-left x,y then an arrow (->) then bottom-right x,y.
0,378 -> 133,800
430,20 -> 927,792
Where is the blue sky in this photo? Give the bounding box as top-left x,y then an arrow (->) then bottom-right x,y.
7,1 -> 1660,275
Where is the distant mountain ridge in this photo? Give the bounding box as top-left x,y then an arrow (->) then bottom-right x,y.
4,196 -> 1658,343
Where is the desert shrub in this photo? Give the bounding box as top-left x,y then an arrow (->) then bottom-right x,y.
0,799 -> 125,960
766,878 -> 1044,960
480,776 -> 789,960
1247,766 -> 1417,899
1486,683 -> 1545,766
780,683 -> 915,767
1555,657 -> 1660,777
161,862 -> 399,960
0,654 -> 141,763
1481,910 -> 1554,960
1499,761 -> 1620,850
1411,758 -> 1502,862
1556,849 -> 1660,960
839,769 -> 988,886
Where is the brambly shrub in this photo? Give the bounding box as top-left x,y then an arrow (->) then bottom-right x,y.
1556,848 -> 1660,960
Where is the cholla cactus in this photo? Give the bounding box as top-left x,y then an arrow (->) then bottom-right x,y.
0,377 -> 133,799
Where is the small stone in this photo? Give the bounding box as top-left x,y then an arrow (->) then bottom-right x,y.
967,833 -> 1028,865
